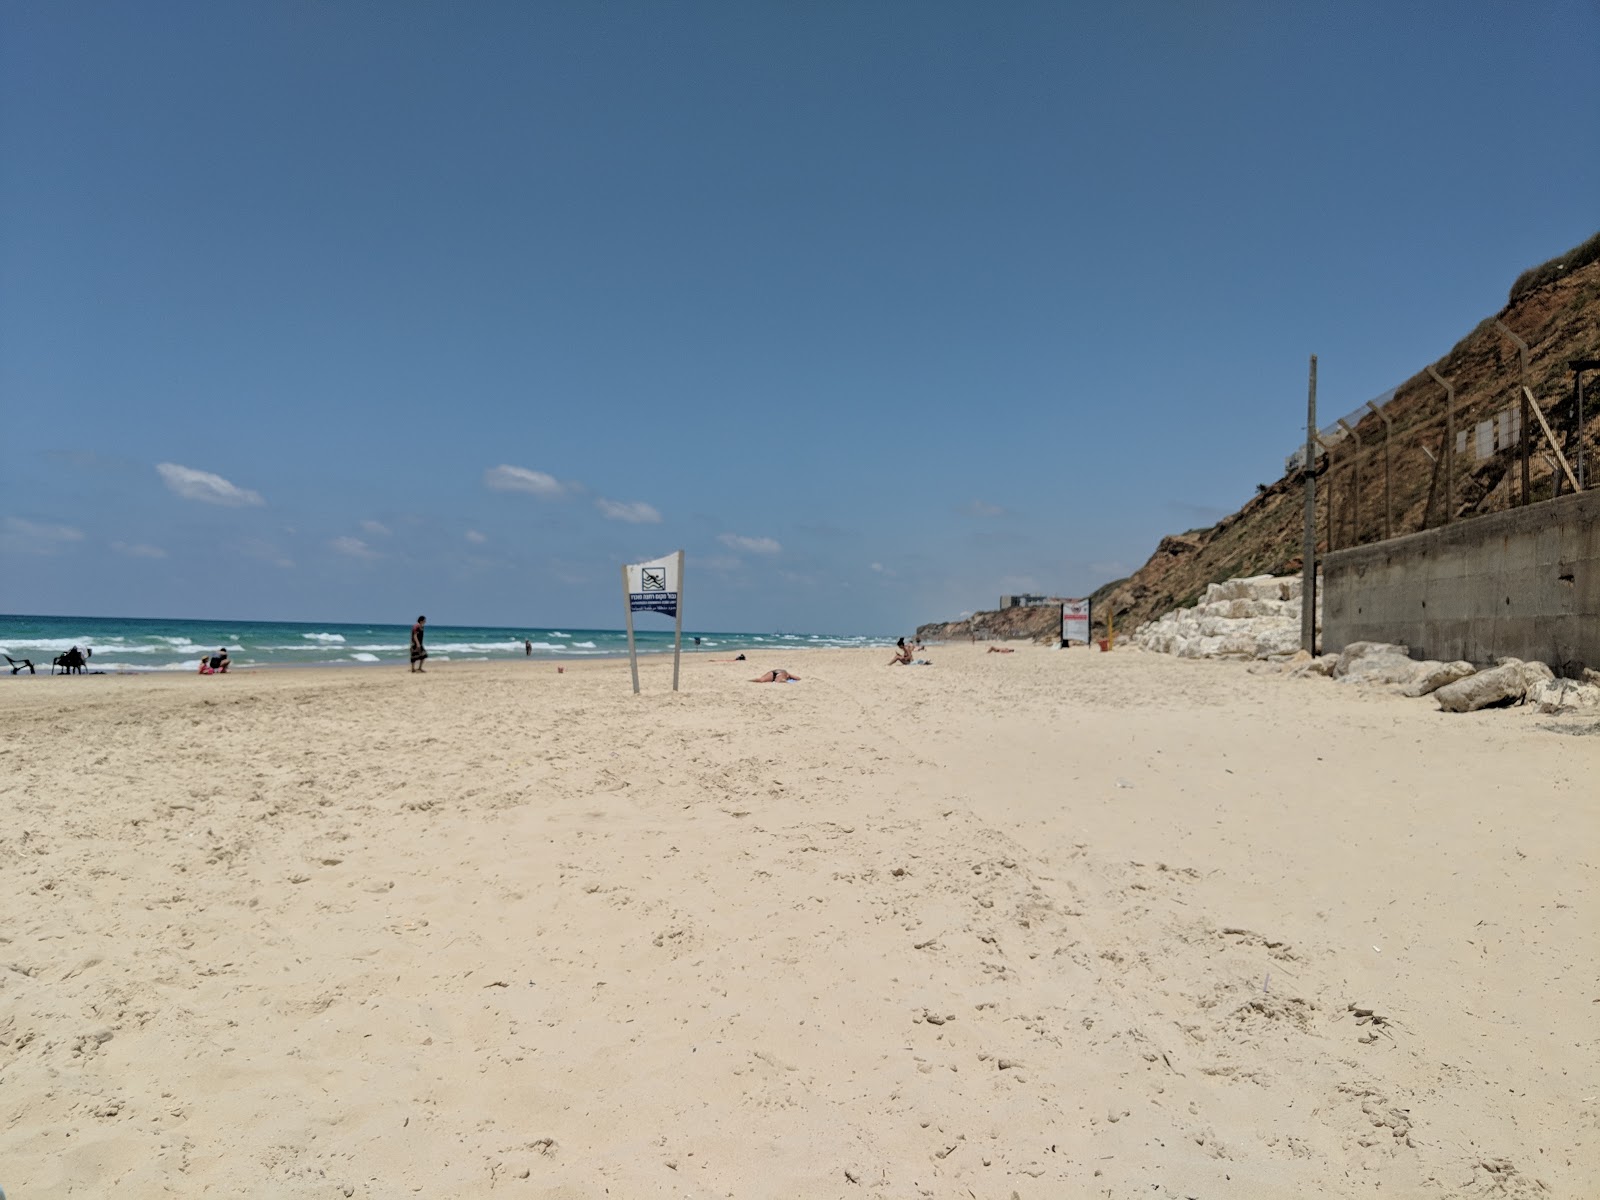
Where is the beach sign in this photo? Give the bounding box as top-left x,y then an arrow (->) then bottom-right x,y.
1061,599 -> 1090,646
627,554 -> 680,618
621,550 -> 685,694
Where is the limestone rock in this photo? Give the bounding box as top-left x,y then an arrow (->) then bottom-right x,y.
1531,679 -> 1600,713
1516,660 -> 1555,691
1400,660 -> 1475,698
1334,642 -> 1421,686
1333,642 -> 1411,678
1133,574 -> 1316,662
1435,662 -> 1528,712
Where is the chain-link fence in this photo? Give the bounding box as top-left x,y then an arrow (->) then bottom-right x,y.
1289,319 -> 1598,552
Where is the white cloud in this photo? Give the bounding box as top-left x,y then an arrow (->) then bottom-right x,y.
2,516 -> 85,554
242,538 -> 294,568
111,541 -> 168,559
965,499 -> 1005,517
157,462 -> 265,507
719,532 -> 781,554
596,498 -> 661,524
360,520 -> 391,537
465,529 -> 487,544
485,464 -> 565,496
331,536 -> 380,561
700,554 -> 743,572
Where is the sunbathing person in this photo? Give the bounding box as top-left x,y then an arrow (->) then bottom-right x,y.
751,669 -> 799,682
987,646 -> 1015,654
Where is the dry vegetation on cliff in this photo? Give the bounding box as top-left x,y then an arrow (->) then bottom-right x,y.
1092,233 -> 1600,634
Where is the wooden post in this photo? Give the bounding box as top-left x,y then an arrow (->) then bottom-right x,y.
622,563 -> 640,695
671,550 -> 684,692
1301,357 -> 1318,655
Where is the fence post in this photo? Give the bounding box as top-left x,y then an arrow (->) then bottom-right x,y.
1426,367 -> 1456,523
1314,433 -> 1338,551
1337,418 -> 1363,545
1301,355 -> 1318,655
1365,400 -> 1393,539
1495,320 -> 1532,505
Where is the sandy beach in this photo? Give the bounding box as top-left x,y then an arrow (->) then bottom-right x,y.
1,645 -> 1595,1198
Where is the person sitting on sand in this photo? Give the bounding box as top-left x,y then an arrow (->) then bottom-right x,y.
987,646 -> 1015,654
211,648 -> 230,672
751,669 -> 799,682
889,638 -> 913,665
710,653 -> 747,662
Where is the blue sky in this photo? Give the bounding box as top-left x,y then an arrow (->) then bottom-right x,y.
4,1 -> 1597,633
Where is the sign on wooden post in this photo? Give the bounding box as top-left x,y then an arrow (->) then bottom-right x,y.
622,550 -> 685,694
1061,599 -> 1091,646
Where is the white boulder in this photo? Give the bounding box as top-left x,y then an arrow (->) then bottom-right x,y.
1400,661 -> 1476,698
1435,662 -> 1529,713
1134,574 -> 1316,662
1530,679 -> 1600,713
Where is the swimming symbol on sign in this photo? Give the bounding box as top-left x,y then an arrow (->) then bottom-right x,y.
641,568 -> 667,592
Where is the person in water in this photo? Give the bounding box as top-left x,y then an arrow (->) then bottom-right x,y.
410,616 -> 427,672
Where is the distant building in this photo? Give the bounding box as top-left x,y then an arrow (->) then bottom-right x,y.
1000,594 -> 1057,609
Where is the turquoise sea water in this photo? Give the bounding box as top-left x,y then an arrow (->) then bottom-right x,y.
0,614 -> 889,673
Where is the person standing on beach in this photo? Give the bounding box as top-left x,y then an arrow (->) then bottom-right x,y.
410,616 -> 427,673
524,638 -> 532,656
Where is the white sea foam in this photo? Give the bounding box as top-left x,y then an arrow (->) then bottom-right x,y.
425,640 -> 534,654
1,637 -> 108,654
571,641 -> 597,649
302,632 -> 346,643
548,632 -> 570,638
350,653 -> 380,663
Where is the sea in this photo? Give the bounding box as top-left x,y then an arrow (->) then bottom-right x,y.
0,614 -> 890,673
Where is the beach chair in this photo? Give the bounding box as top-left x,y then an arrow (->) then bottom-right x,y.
6,655 -> 35,675
52,648 -> 86,675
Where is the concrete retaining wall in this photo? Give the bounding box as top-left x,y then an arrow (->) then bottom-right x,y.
1322,489 -> 1600,671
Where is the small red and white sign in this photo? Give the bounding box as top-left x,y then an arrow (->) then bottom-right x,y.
1061,599 -> 1090,645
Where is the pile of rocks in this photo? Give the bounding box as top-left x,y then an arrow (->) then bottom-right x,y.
1133,574 -> 1314,661
1132,573 -> 1600,715
1282,640 -> 1600,714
